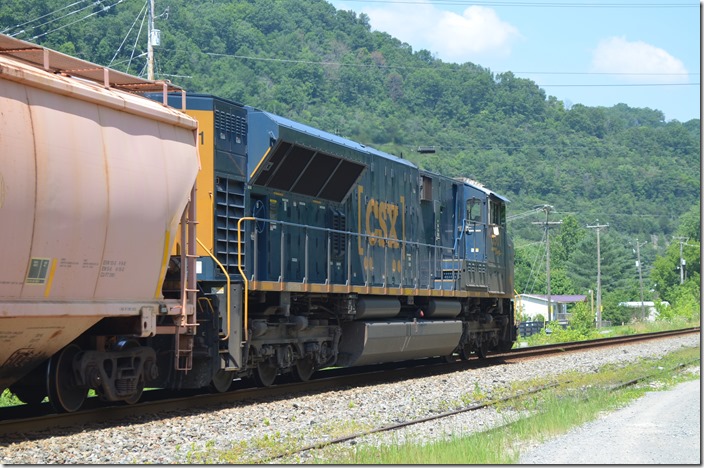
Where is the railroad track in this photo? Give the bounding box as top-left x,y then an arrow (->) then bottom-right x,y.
0,327 -> 698,439
264,355 -> 702,463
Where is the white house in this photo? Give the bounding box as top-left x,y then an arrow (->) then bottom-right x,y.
517,294 -> 587,322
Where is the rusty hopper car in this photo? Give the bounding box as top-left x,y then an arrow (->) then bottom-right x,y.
0,35 -> 200,412
154,94 -> 517,390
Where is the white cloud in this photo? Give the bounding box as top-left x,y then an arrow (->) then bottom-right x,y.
591,36 -> 688,83
359,2 -> 521,63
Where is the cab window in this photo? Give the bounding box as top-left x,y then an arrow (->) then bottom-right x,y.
490,200 -> 506,225
466,198 -> 482,223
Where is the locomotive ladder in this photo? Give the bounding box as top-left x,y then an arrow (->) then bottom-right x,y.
175,186 -> 199,371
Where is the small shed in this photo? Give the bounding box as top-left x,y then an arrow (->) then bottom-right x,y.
517,294 -> 587,322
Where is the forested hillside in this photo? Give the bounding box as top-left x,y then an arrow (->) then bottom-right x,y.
1,0 -> 699,320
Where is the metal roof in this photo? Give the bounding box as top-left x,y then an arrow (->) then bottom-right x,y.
257,109 -> 417,169
455,177 -> 511,203
519,294 -> 587,303
0,33 -> 183,94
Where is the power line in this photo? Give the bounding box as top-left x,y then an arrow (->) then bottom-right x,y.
7,1 -> 98,38
540,83 -> 698,87
109,0 -> 148,67
28,0 -> 130,41
335,0 -> 696,7
201,50 -> 700,79
126,1 -> 148,74
1,0 -> 89,35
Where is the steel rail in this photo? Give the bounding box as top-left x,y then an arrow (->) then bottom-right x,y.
0,327 -> 698,438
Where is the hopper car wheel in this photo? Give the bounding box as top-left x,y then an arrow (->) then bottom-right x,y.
292,358 -> 315,382
123,376 -> 144,405
253,360 -> 278,387
47,344 -> 87,413
210,369 -> 235,393
10,385 -> 46,406
9,361 -> 48,405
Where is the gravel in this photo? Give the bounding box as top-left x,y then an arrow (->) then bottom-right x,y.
0,334 -> 699,464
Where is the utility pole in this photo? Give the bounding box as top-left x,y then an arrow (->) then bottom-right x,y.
633,238 -> 647,321
587,220 -> 608,327
147,0 -> 155,80
672,236 -> 688,284
532,205 -> 561,322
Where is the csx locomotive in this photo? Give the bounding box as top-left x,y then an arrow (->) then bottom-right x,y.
0,35 -> 515,413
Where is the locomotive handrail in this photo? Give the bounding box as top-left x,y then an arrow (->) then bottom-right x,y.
236,216 -> 462,292
237,216 -> 256,342
197,237 -> 231,341
453,218 -> 467,252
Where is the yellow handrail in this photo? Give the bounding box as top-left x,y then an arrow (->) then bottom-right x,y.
196,237 -> 231,341
237,216 -> 256,343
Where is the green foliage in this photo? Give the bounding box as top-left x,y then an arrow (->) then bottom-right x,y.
601,292 -> 634,325
651,238 -> 700,303
567,230 -> 637,295
568,301 -> 595,335
526,320 -> 593,345
0,389 -> 21,407
657,279 -> 701,323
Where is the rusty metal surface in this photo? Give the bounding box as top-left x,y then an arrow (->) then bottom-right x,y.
0,34 -> 181,94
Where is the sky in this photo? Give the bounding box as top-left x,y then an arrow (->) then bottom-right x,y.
328,0 -> 701,122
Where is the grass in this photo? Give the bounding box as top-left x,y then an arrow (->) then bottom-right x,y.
0,390 -> 23,407
519,316 -> 700,347
317,344 -> 700,464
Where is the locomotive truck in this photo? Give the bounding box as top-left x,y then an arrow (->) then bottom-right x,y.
0,34 -> 516,413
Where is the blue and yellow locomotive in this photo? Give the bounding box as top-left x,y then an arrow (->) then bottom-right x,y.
155,94 -> 516,390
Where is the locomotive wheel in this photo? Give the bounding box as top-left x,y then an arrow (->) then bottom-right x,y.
210,369 -> 235,393
497,340 -> 515,353
460,346 -> 472,361
475,341 -> 489,359
291,358 -> 315,382
253,360 -> 278,387
47,344 -> 87,413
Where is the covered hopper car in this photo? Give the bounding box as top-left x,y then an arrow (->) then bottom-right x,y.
0,35 -> 200,412
1,35 -> 516,413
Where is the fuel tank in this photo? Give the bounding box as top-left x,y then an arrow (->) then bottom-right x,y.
335,320 -> 463,367
0,39 -> 199,390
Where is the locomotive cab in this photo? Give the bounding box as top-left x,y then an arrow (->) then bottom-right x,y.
456,179 -> 513,296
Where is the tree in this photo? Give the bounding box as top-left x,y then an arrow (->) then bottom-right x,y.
552,215 -> 586,267
567,230 -> 636,295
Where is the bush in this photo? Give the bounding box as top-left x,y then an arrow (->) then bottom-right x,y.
569,301 -> 595,335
